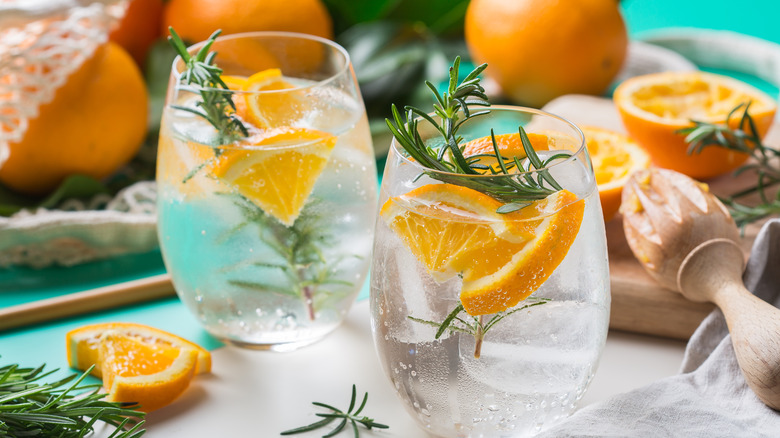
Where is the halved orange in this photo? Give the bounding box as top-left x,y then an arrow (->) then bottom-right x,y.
380,184 -> 584,315
581,126 -> 651,222
614,71 -> 777,179
209,127 -> 337,226
66,322 -> 211,378
99,331 -> 199,412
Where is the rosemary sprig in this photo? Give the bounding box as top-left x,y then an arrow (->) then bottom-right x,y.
280,385 -> 388,437
219,194 -> 355,321
0,363 -> 145,438
167,27 -> 248,144
409,298 -> 550,358
385,57 -> 570,213
678,102 -> 780,228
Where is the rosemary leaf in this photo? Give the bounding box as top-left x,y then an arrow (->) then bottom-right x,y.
280,385 -> 388,437
167,28 -> 248,144
678,102 -> 780,228
0,363 -> 144,438
385,57 -> 569,212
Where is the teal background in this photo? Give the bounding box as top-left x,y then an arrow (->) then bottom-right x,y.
2,0 -> 779,379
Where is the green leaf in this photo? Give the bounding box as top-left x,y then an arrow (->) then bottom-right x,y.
0,175 -> 109,217
385,0 -> 469,36
321,0 -> 399,34
38,175 -> 109,209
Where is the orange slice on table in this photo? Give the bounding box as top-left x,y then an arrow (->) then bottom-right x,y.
614,71 -> 777,179
380,184 -> 584,315
66,322 -> 211,378
99,330 -> 199,412
581,126 -> 651,222
209,127 -> 337,226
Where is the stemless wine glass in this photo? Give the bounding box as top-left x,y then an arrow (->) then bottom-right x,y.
157,32 -> 377,351
370,106 -> 610,437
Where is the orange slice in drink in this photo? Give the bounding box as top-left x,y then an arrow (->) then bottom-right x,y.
461,132 -> 549,173
99,331 -> 199,412
380,184 -> 584,315
243,68 -> 305,129
461,131 -> 580,173
581,126 -> 651,221
613,71 -> 776,179
220,74 -> 250,120
66,322 -> 211,378
209,127 -> 337,226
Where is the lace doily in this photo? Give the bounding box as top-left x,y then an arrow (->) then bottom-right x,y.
0,181 -> 158,268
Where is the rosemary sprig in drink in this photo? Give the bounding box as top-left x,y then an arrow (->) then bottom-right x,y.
409,298 -> 550,358
385,56 -> 570,213
678,102 -> 780,228
167,28 -> 248,144
219,194 -> 355,321
280,385 -> 388,437
0,362 -> 145,438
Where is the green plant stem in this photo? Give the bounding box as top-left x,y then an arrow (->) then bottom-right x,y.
474,315 -> 485,358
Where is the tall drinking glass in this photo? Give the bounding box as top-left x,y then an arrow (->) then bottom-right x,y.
157,32 -> 377,351
370,106 -> 609,436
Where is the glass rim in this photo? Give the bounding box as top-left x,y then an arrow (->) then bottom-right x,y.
170,31 -> 352,94
390,105 -> 587,178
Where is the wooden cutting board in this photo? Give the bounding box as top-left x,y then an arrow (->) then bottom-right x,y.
544,95 -> 778,340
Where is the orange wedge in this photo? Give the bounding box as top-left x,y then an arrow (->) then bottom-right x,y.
461,132 -> 549,172
66,322 -> 211,378
243,68 -> 304,129
220,74 -> 249,120
460,131 -> 581,173
99,331 -> 199,412
581,126 -> 651,221
614,71 -> 777,179
381,184 -> 584,315
209,127 -> 337,226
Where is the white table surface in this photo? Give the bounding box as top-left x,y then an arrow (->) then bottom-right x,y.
134,299 -> 688,437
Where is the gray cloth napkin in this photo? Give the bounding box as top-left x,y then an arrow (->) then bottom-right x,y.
538,218 -> 780,437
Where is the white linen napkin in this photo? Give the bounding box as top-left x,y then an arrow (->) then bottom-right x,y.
537,218 -> 780,437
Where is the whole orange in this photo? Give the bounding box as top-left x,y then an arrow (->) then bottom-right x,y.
0,43 -> 148,196
109,0 -> 164,66
162,0 -> 333,43
465,0 -> 628,108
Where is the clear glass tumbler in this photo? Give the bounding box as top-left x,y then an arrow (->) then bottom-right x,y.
157,32 -> 377,351
370,106 -> 610,436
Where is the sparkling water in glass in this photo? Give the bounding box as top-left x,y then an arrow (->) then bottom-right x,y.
157,32 -> 377,351
370,106 -> 610,437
